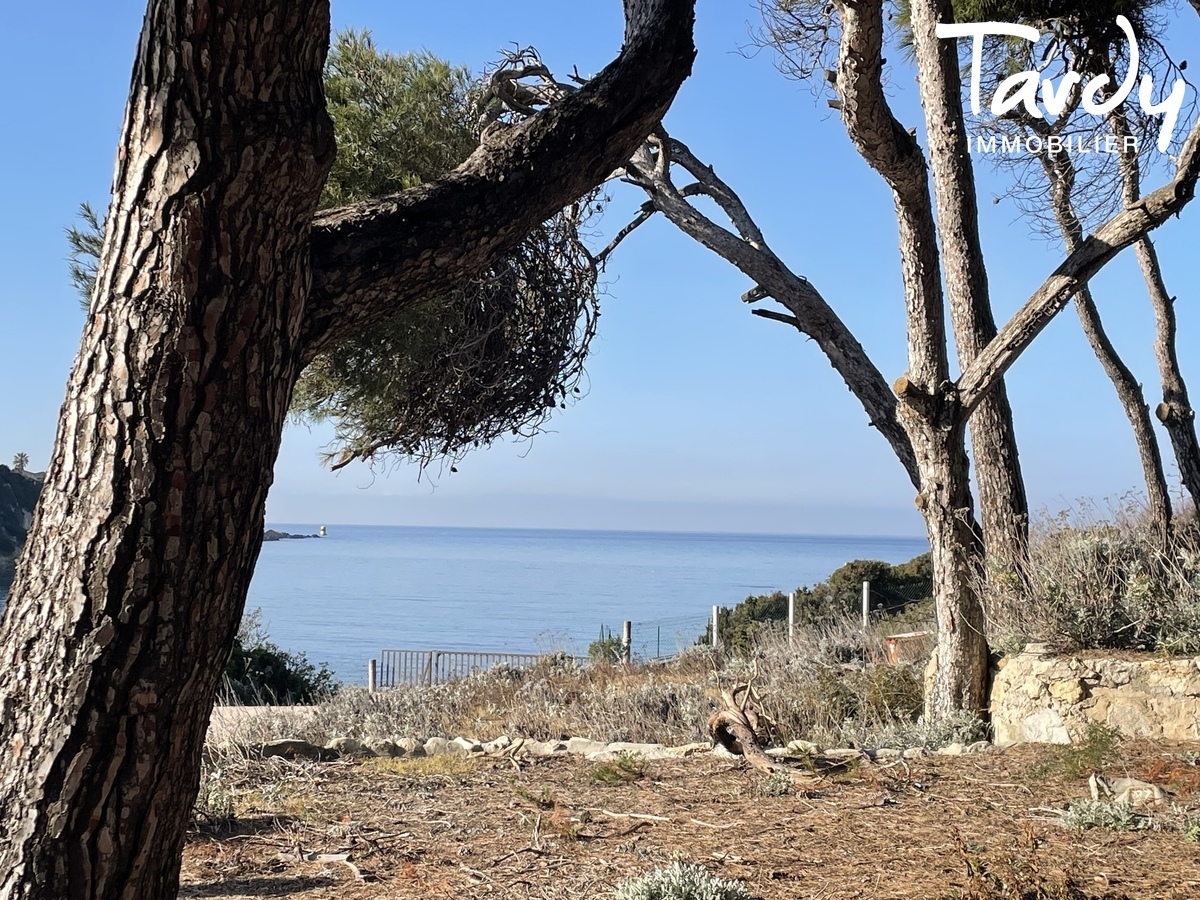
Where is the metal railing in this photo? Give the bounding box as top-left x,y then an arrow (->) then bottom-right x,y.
376,649 -> 585,688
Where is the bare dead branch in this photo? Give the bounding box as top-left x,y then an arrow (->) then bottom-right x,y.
751,308 -> 801,327
618,128 -> 920,487
594,206 -> 657,266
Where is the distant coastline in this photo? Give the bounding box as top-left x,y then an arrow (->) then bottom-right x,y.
263,528 -> 323,542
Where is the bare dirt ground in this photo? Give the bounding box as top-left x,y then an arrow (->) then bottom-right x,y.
179,740 -> 1200,899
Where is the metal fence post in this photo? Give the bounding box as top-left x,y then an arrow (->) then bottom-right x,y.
788,591 -> 796,646
368,658 -> 377,692
711,605 -> 720,649
862,580 -> 870,631
622,620 -> 632,663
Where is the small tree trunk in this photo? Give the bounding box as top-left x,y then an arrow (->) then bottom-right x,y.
0,3 -> 335,897
1139,234 -> 1200,509
1042,148 -> 1173,537
907,0 -> 1029,573
1072,286 -> 1173,536
1111,110 -> 1200,510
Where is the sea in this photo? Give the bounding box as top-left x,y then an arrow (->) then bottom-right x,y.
0,526 -> 929,685
248,525 -> 929,685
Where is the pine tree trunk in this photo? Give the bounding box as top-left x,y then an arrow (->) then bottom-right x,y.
894,380 -> 988,717
0,2 -> 335,897
1139,234 -> 1200,509
1042,148 -> 1173,536
1110,111 -> 1200,509
834,0 -> 989,717
1072,286 -> 1173,536
907,0 -> 1029,573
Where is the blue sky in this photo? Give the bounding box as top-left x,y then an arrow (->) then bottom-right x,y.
1,1 -> 1198,537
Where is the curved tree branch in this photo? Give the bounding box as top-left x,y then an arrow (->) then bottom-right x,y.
958,112 -> 1200,415
299,0 -> 697,361
620,133 -> 921,487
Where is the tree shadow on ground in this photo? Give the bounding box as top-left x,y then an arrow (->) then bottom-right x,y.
179,875 -> 338,897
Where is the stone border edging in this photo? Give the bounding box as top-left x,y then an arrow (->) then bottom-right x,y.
246,734 -> 993,763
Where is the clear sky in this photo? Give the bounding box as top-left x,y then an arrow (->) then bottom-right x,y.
1,1 -> 1198,537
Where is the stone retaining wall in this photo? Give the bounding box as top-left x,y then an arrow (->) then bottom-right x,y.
990,647 -> 1200,744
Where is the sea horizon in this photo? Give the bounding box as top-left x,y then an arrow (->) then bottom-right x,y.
250,524 -> 930,684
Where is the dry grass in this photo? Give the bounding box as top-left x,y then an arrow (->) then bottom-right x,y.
182,737 -> 1200,899
207,627 -> 943,758
985,501 -> 1200,655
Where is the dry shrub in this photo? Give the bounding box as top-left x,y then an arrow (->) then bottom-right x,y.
956,828 -> 1087,900
281,655 -> 715,747
205,616 -> 943,753
986,501 -> 1200,654
715,618 -> 929,748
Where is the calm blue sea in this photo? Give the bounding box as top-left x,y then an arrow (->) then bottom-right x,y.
249,526 -> 928,684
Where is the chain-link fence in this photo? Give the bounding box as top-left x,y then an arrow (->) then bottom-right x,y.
595,612 -> 712,662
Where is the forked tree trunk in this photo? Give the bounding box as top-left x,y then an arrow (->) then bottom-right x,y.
0,2 -> 335,897
907,0 -> 1030,574
894,386 -> 988,718
835,0 -> 989,714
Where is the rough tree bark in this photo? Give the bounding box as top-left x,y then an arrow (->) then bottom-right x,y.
0,1 -> 696,897
1111,110 -> 1200,510
1040,147 -> 1173,537
906,0 -> 1030,573
835,0 -> 989,715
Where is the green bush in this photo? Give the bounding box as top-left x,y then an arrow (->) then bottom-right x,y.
704,552 -> 933,656
1060,800 -> 1146,832
222,609 -> 338,705
589,629 -> 626,664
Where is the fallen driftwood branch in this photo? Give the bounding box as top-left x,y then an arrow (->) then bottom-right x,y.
707,681 -> 868,782
706,683 -> 795,776
589,809 -> 743,831
598,809 -> 672,822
